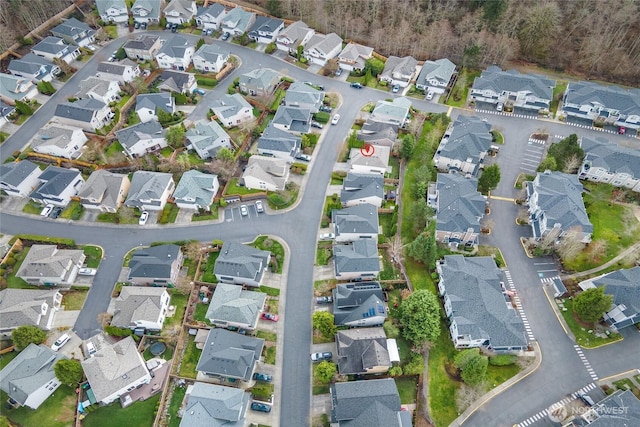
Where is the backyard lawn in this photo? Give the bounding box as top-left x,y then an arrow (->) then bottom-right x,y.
193,303 -> 209,323
167,384 -> 187,427
1,385 -> 76,427
164,292 -> 188,328
200,251 -> 219,283
395,377 -> 419,404
315,242 -> 332,266
83,394 -> 160,427
178,336 -> 201,378
446,68 -> 481,108
226,178 -> 263,195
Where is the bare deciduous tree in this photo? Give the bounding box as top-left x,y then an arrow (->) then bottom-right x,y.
97,312 -> 112,328
563,153 -> 582,174
587,239 -> 607,263
556,226 -> 586,261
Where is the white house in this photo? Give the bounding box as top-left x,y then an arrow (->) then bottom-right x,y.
370,97 -> 412,127
0,289 -> 63,336
415,58 -> 456,94
276,20 -> 314,55
337,42 -> 374,72
29,166 -> 85,208
209,93 -> 253,128
53,99 -> 114,132
163,0 -> 197,25
50,17 -> 95,47
193,43 -> 229,74
221,7 -> 256,36
0,74 -> 38,105
248,16 -> 284,44
213,242 -> 270,288
379,56 -> 419,88
131,0 -> 163,24
135,92 -> 175,123
111,287 -> 170,331
116,120 -> 167,158
123,34 -> 162,61
16,244 -> 85,286
31,36 -> 80,64
195,3 -> 227,30
241,156 -> 289,192
0,160 -> 42,197
579,136 -> 640,192
256,123 -> 301,163
76,77 -> 121,105
29,123 -> 88,159
155,35 -> 195,70
96,60 -> 141,83
206,283 -> 266,330
303,32 -> 343,66
332,203 -> 379,243
96,0 -> 129,24
173,169 -> 219,210
8,53 -> 60,83
348,145 -> 390,175
340,173 -> 384,208
186,120 -> 232,160
125,171 -> 175,211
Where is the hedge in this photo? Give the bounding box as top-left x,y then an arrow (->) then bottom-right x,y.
313,111 -> 330,123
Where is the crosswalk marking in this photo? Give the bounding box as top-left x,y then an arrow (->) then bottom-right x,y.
574,345 -> 599,380
540,276 -> 557,284
475,108 -> 541,119
503,271 -> 536,341
515,383 -> 599,426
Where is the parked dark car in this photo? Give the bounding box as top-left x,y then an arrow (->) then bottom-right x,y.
251,402 -> 272,413
49,207 -> 63,219
253,372 -> 273,382
319,105 -> 332,113
350,82 -> 363,89
141,22 -> 147,30
222,32 -> 231,40
315,296 -> 333,304
310,121 -> 324,129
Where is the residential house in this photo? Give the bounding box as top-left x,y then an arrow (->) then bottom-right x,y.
415,58 -> 456,94
8,53 -> 60,83
135,92 -> 175,123
348,145 -> 390,175
158,69 -> 197,94
578,266 -> 640,331
96,0 -> 129,24
221,7 -> 256,37
579,136 -> 640,192
275,20 -> 314,55
213,241 -> 270,288
337,42 -> 374,72
76,76 -> 120,104
357,120 -> 398,149
96,60 -> 141,83
16,244 -> 85,286
111,286 -> 170,331
128,244 -> 184,286
29,166 -> 85,207
195,3 -> 227,30
209,93 -> 252,127
206,283 -> 266,330
124,171 -> 175,211
196,328 -> 264,382
333,239 -> 380,281
53,98 -> 114,132
427,173 -> 486,249
179,382 -> 250,427
340,173 -> 384,208
0,100 -> 15,128
272,105 -> 311,134
248,16 -> 284,44
164,0 -> 197,25
131,0 -> 163,25
238,67 -> 280,96
437,255 -> 528,353
0,74 -> 38,105
77,169 -> 130,213
0,289 -> 63,337
123,34 -> 162,60
256,123 -> 301,163
332,203 -> 379,243
526,171 -> 593,242
433,115 -> 493,177
284,81 -> 324,113
116,120 -> 167,158
581,389 -> 640,426
0,344 -> 67,410
50,17 -> 95,47
173,169 -> 219,210
82,336 -> 152,405
241,155 -> 289,192
0,160 -> 42,197
31,36 -> 80,64
330,378 -> 412,427
562,81 -> 640,135
336,328 -> 397,375
370,97 -> 412,127
28,123 -> 88,159
303,32 -> 343,67
193,43 -> 229,74
185,120 -> 232,160
379,56 -> 418,87
155,36 -> 195,70
469,66 -> 555,114
332,282 -> 387,327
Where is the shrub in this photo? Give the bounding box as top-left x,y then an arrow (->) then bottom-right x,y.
488,355 -> 516,366
265,42 -> 277,54
196,77 -> 218,88
313,111 -> 330,123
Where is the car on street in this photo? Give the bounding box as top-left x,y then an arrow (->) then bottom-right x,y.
350,82 -> 363,89
240,205 -> 248,216
311,352 -> 332,362
335,68 -> 343,76
193,88 -> 206,95
262,312 -> 279,322
138,211 -> 149,225
426,91 -> 434,100
618,126 -> 626,135
331,114 -> 340,125
40,204 -> 54,217
392,84 -> 400,93
315,296 -> 333,304
319,105 -> 332,113
251,402 -> 272,413
79,268 -> 97,276
310,121 -> 324,129
497,102 -> 504,112
253,372 -> 273,382
222,32 -> 230,40
51,333 -> 70,351
165,23 -> 172,30
255,200 -> 264,213
319,232 -> 334,240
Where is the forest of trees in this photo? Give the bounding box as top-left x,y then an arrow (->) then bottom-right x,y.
253,0 -> 640,86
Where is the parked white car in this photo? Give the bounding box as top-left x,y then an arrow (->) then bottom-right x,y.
78,268 -> 97,276
51,333 -> 70,351
139,211 -> 149,225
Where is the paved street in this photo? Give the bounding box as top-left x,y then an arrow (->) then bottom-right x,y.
1,32 -> 639,427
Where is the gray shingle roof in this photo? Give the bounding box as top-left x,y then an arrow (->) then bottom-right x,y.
209,93 -> 251,122
164,0 -> 196,19
340,173 -> 384,204
563,81 -> 640,117
54,98 -> 107,123
157,35 -> 193,59
440,255 -> 527,349
380,56 -> 418,80
336,327 -> 390,375
124,34 -> 160,50
472,66 -> 555,101
277,21 -> 312,46
588,266 -> 640,326
438,115 -> 492,168
332,204 -> 379,236
16,245 -> 84,282
0,289 -> 59,330
30,123 -> 86,151
416,58 -> 456,87
180,382 -> 249,427
581,136 -> 640,178
96,0 -> 127,16
370,97 -> 412,124
257,124 -> 300,155
128,244 -> 181,281
29,165 -> 84,202
358,120 -> 398,145
97,60 -> 136,76
284,81 -> 323,110
173,170 -> 218,208
125,170 -> 173,207
434,173 -> 485,234
0,344 -> 67,407
0,160 -> 39,188
116,120 -> 166,149
213,242 -> 270,283
239,68 -> 279,92
334,239 -> 380,277
136,92 -> 174,114
272,105 -> 311,133
348,146 -> 390,171
242,156 -> 288,190
51,17 -> 95,42
332,282 -> 387,326
338,43 -> 374,63
196,3 -> 226,19
331,378 -> 408,427
186,120 -> 230,157
206,283 -> 266,327
305,32 -> 342,56
77,169 -> 129,210
111,286 -> 167,328
31,37 -> 70,55
196,328 -> 264,380
0,99 -> 15,119
222,7 -> 255,33
159,69 -> 194,93
249,15 -> 284,37
194,43 -> 229,64
8,53 -> 56,78
77,76 -> 118,99
588,390 -> 640,427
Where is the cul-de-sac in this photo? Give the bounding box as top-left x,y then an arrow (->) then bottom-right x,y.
0,1 -> 639,427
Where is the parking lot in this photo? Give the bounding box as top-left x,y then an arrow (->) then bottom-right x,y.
223,201 -> 264,222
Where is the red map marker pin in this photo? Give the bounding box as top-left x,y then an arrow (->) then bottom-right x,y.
360,144 -> 375,157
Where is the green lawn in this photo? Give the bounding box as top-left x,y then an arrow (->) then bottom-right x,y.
266,184 -> 299,210
0,351 -> 18,370
167,384 -> 187,427
379,213 -> 396,239
251,236 -> 284,273
103,25 -> 118,39
427,321 -> 461,427
558,298 -> 622,348
158,203 -> 180,224
315,242 -> 332,266
61,289 -> 88,310
61,201 -> 84,220
165,292 -> 188,328
395,377 -> 418,404
83,245 -> 103,268
226,178 -> 263,195
116,95 -> 131,110
486,363 -> 521,390
192,203 -> 220,221
193,303 -> 209,322
201,251 -> 220,283
178,336 -> 202,378
551,81 -> 568,114
263,345 -> 276,365
83,394 -> 160,427
256,330 -> 277,342
388,156 -> 400,179
259,286 -> 280,296
143,342 -> 174,362
250,382 -> 274,400
477,245 -> 506,268
446,68 -> 481,107
23,200 -> 44,215
1,385 -> 76,427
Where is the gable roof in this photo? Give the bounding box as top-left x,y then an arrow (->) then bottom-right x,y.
221,7 -> 255,33
370,97 -> 412,124
332,204 -> 379,236
206,283 -> 266,327
438,115 -> 492,168
340,173 -> 384,204
284,81 -> 324,109
563,81 -> 640,117
416,58 -> 456,86
0,343 -> 67,407
0,160 -> 40,188
333,239 -> 380,276
272,105 -> 311,132
332,282 -> 387,326
440,255 -> 527,349
0,99 -> 15,119
97,59 -> 137,76
173,170 -> 218,207
157,35 -> 193,59
30,123 -> 86,151
249,15 -> 283,36
278,20 -> 313,44
380,56 -> 418,79
348,145 -> 390,170
0,289 -> 59,330
164,0 -> 196,18
239,68 -> 280,91
196,3 -> 226,19
257,123 -> 301,155
305,32 -> 342,56
433,173 -> 485,234
125,170 -> 173,206
581,136 -> 640,178
16,245 -> 84,281
116,120 -> 166,150
0,73 -> 32,101
96,0 -> 127,15
158,69 -> 194,92
111,286 -> 168,328
472,66 -> 555,100
196,328 -> 264,380
210,93 -> 251,121
128,244 -> 182,281
77,169 -> 129,209
588,389 -> 640,427
31,37 -> 71,55
336,327 -> 390,375
136,92 -> 174,114
358,120 -> 399,144
194,43 -> 229,64
29,165 -> 83,200
186,120 -> 230,157
124,34 -> 160,51
180,382 -> 249,427
583,266 -> 640,326
213,242 -> 270,282
50,17 -> 95,41
81,336 -> 150,402
54,98 -> 107,123
242,156 -> 289,189
8,53 -> 57,77
339,43 -> 374,63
